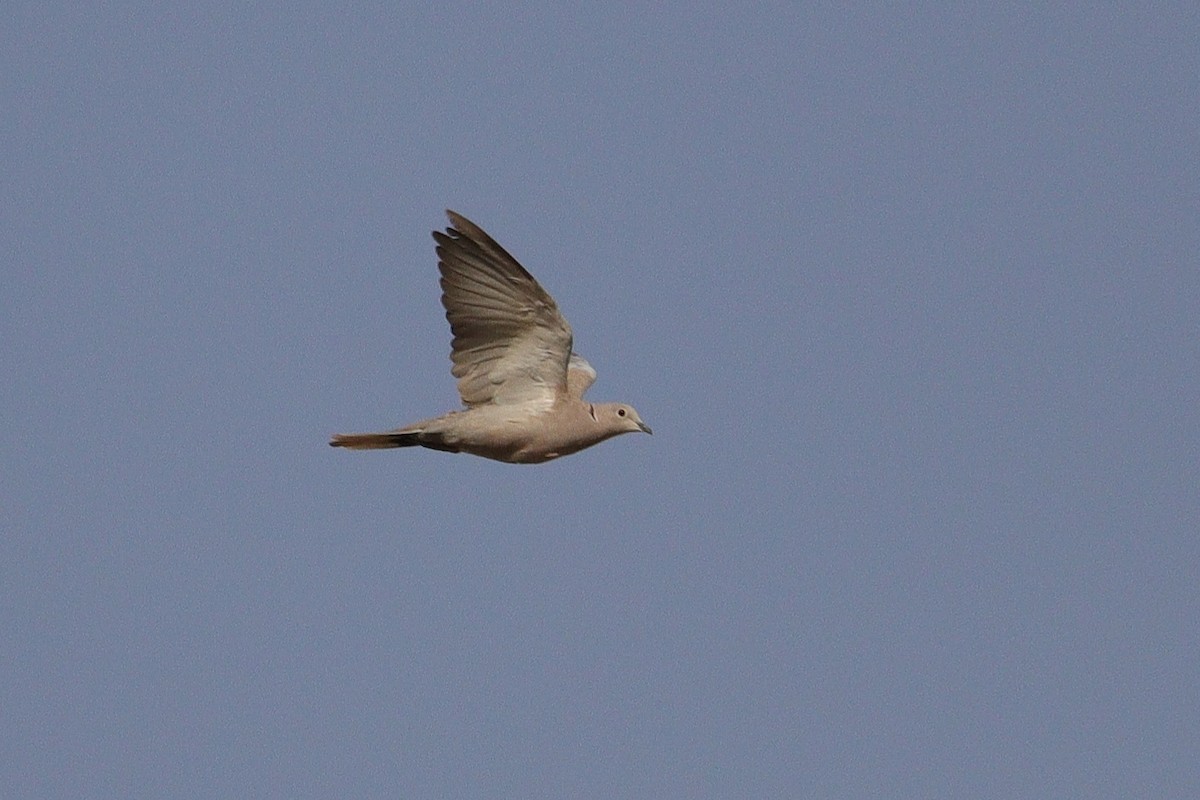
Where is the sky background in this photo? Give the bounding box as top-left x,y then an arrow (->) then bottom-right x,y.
4,3 -> 1198,798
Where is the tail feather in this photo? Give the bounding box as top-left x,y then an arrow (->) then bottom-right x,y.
329,431 -> 421,449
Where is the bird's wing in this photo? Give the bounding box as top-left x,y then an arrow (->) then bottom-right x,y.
565,353 -> 597,400
435,211 -> 573,408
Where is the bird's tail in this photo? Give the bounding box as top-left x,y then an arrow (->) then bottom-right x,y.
329,431 -> 421,449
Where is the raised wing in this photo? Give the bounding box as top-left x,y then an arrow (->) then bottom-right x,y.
435,211 -> 573,407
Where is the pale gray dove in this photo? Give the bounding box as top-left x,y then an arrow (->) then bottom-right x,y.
330,211 -> 651,463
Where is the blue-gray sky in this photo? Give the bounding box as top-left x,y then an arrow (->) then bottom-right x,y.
4,3 -> 1197,797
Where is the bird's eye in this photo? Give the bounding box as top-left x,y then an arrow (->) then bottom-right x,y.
617,408 -> 626,417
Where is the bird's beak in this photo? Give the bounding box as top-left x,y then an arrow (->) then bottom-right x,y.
637,421 -> 653,435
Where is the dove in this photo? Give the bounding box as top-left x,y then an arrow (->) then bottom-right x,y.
330,211 -> 651,464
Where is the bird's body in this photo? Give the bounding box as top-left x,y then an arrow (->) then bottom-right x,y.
333,401 -> 640,464
330,211 -> 651,463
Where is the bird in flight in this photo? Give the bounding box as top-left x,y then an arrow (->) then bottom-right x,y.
330,211 -> 651,463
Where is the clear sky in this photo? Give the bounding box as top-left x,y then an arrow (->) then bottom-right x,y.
4,3 -> 1197,798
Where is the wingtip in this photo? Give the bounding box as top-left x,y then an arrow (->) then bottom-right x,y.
434,210 -> 467,245
440,210 -> 495,249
